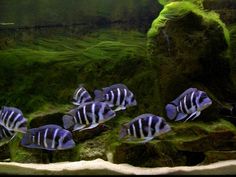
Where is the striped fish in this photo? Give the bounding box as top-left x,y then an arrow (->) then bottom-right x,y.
120,113 -> 171,143
165,88 -> 212,122
0,106 -> 27,133
0,125 -> 16,146
20,124 -> 75,150
63,101 -> 116,132
94,83 -> 137,112
72,84 -> 93,106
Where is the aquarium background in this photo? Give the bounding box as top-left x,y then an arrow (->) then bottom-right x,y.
0,0 -> 236,167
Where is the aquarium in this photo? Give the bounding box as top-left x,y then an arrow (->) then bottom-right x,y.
0,0 -> 236,175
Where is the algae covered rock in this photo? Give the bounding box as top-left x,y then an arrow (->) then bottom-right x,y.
147,1 -> 236,117
1,0 -> 236,168
111,119 -> 236,167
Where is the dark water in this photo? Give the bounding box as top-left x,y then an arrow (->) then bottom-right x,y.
0,0 -> 236,169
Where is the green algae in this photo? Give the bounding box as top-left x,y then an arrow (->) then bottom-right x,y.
148,1 -> 230,46
0,0 -> 235,166
0,29 -> 148,114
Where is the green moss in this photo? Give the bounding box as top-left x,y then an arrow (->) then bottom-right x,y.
148,1 -> 230,46
0,29 -> 148,114
158,0 -> 204,7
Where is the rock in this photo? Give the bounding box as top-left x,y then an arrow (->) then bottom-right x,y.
147,1 -> 236,117
202,151 -> 236,165
203,0 -> 236,25
111,118 -> 236,167
0,144 -> 11,162
112,141 -> 186,167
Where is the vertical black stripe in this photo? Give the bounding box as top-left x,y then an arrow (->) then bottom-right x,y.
62,132 -> 71,144
141,118 -> 149,137
3,110 -> 10,125
119,88 -> 125,106
77,87 -> 84,100
7,112 -> 17,128
35,131 -> 40,145
112,89 -> 118,106
180,99 -> 187,114
159,119 -> 165,130
85,103 -> 93,123
39,129 -> 45,147
46,128 -> 56,148
12,115 -> 23,130
129,124 -> 134,136
78,107 -> 86,124
186,93 -> 192,110
108,92 -> 112,102
54,129 -> 62,148
151,117 -> 159,136
95,103 -> 101,123
192,91 -> 197,107
133,121 -> 141,138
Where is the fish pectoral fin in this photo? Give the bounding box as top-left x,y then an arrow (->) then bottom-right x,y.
184,111 -> 201,122
73,124 -> 86,132
144,126 -> 154,133
114,106 -> 126,112
107,103 -> 114,107
128,137 -> 153,144
86,112 -> 94,118
9,133 -> 17,142
175,113 -> 188,121
80,123 -> 99,131
142,137 -> 154,143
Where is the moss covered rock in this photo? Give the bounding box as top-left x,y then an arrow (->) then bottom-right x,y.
111,119 -> 236,167
147,1 -> 236,117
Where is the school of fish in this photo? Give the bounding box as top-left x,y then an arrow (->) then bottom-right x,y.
0,84 -> 213,151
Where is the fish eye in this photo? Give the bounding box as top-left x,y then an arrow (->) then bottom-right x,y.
201,92 -> 207,98
159,121 -> 166,129
199,93 -> 207,103
62,134 -> 71,144
131,97 -> 135,102
19,121 -> 27,128
104,106 -> 110,114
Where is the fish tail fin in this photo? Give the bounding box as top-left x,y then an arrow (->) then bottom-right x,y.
62,115 -> 75,130
165,103 -> 177,120
119,124 -> 128,140
94,89 -> 105,101
20,132 -> 32,146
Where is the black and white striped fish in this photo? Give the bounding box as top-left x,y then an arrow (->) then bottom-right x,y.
165,88 -> 212,122
72,84 -> 93,106
120,113 -> 171,143
63,101 -> 116,132
20,124 -> 75,150
0,125 -> 16,146
0,106 -> 27,133
94,83 -> 137,112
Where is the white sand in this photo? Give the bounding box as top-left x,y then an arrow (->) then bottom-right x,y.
0,159 -> 236,175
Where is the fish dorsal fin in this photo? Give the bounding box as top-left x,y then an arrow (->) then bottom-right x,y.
28,124 -> 63,133
77,101 -> 95,109
172,88 -> 198,105
102,83 -> 129,93
1,106 -> 23,115
129,113 -> 155,124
